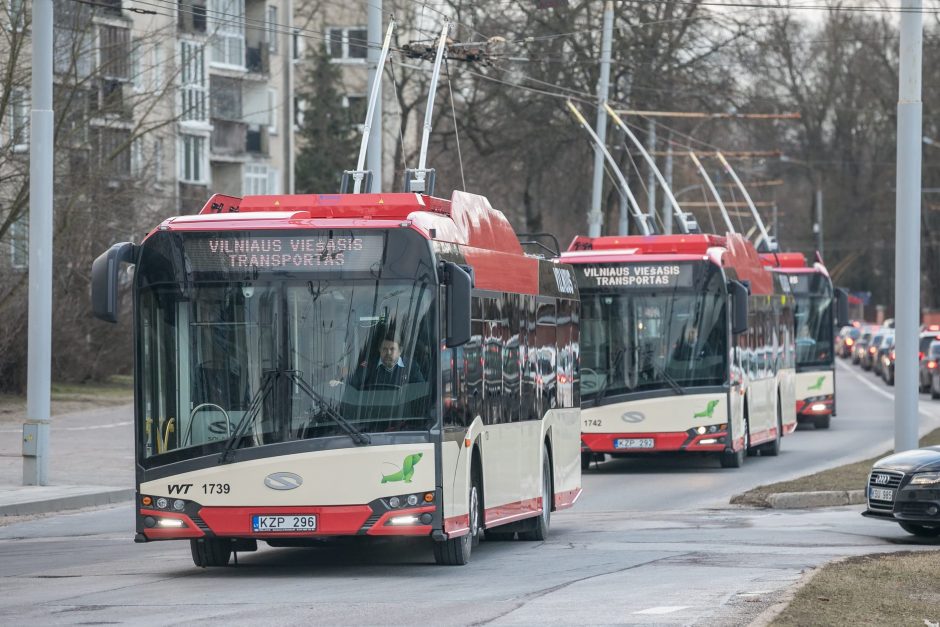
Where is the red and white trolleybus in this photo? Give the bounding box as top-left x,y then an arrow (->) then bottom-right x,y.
762,252 -> 848,429
561,233 -> 797,469
91,190 -> 581,566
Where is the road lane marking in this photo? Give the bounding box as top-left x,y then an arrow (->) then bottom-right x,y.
836,361 -> 940,421
0,421 -> 131,434
633,606 -> 690,615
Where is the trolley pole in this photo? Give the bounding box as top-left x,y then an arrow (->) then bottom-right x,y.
24,0 -> 54,485
662,137 -> 673,234
646,119 -> 657,224
895,0 -> 923,453
814,187 -> 824,258
366,0 -> 383,192
588,0 -> 613,237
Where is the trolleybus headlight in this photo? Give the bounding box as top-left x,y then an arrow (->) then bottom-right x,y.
388,496 -> 401,508
156,497 -> 168,509
406,494 -> 419,506
810,403 -> 827,412
156,518 -> 185,528
173,499 -> 186,511
389,515 -> 419,525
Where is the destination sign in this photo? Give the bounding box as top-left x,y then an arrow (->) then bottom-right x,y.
575,263 -> 694,289
184,233 -> 384,273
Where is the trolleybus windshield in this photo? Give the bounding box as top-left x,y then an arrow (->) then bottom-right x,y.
788,273 -> 833,369
576,262 -> 727,403
134,229 -> 437,467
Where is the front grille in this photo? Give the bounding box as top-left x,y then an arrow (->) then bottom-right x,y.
868,470 -> 904,512
358,512 -> 382,535
191,513 -> 212,532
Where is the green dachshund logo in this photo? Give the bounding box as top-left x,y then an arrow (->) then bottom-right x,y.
381,453 -> 423,483
694,400 -> 720,419
808,376 -> 825,391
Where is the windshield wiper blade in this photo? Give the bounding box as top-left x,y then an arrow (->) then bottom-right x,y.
218,369 -> 279,464
591,348 -> 625,407
286,371 -> 371,446
655,365 -> 685,396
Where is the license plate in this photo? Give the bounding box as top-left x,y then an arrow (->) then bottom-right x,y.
614,438 -> 654,449
252,514 -> 317,532
869,488 -> 894,502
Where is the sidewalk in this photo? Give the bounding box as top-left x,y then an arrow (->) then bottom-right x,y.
0,403 -> 135,517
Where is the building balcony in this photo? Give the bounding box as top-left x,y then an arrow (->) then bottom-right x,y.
245,45 -> 270,77
210,119 -> 268,158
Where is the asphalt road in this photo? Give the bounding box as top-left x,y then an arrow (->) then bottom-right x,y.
1,359 -> 939,626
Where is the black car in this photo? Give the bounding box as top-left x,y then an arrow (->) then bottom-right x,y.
920,339 -> 940,393
861,332 -> 886,371
864,447 -> 940,537
873,333 -> 894,378
853,326 -> 878,365
836,325 -> 861,359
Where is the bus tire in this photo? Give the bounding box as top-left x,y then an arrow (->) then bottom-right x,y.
814,415 -> 831,430
519,445 -> 552,542
760,400 -> 782,457
433,473 -> 479,565
721,418 -> 748,468
190,538 -> 232,568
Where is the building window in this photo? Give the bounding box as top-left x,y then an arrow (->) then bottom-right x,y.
210,75 -> 242,120
154,137 -> 164,182
96,127 -> 132,178
152,43 -> 164,90
178,0 -> 207,33
98,25 -> 130,80
267,87 -> 277,135
208,0 -> 245,68
179,40 -> 207,122
9,88 -> 29,152
343,94 -> 367,129
265,5 -> 278,53
179,133 -> 207,183
10,213 -> 27,269
292,27 -> 302,62
326,26 -> 367,61
54,28 -> 94,78
243,163 -> 279,195
293,96 -> 305,130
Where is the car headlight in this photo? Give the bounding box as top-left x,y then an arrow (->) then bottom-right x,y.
910,472 -> 940,485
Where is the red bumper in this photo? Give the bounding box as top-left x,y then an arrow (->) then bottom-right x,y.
581,431 -> 727,453
796,395 -> 833,418
140,504 -> 435,541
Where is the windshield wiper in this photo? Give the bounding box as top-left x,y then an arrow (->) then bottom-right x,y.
591,347 -> 625,407
654,364 -> 685,396
285,371 -> 371,446
218,369 -> 279,464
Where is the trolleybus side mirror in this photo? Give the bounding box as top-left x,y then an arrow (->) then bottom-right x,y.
728,280 -> 749,335
91,242 -> 138,323
835,288 -> 850,328
442,261 -> 472,347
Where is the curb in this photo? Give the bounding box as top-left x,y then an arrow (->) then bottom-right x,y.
0,488 -> 134,517
731,489 -> 866,509
747,564 -> 826,627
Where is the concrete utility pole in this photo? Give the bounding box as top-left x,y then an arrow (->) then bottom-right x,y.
24,0 -> 54,485
366,0 -> 383,192
588,0 -> 613,237
895,0 -> 923,453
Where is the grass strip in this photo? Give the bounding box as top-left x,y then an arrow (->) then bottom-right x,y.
732,427 -> 940,506
772,551 -> 940,626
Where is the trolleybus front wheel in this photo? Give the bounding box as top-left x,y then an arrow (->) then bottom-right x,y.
720,418 -> 748,469
433,473 -> 480,565
190,538 -> 232,568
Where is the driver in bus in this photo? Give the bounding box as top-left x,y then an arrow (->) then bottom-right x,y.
347,337 -> 425,388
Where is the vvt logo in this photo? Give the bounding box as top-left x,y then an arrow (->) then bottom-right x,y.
621,411 -> 646,424
264,472 -> 303,490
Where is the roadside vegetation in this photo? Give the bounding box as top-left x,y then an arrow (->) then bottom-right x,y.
772,552 -> 940,626
0,376 -> 132,424
732,428 -> 940,506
